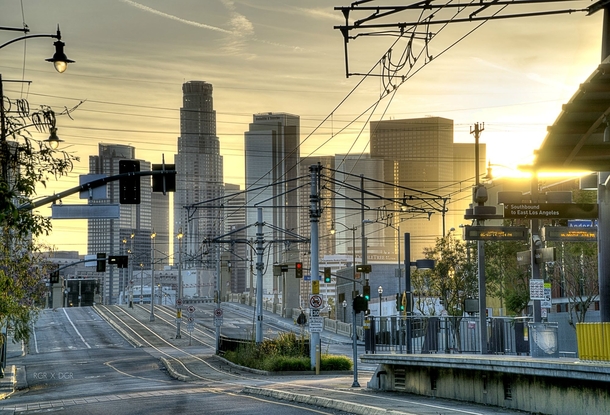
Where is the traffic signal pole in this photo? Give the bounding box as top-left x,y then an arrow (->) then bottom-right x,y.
255,207 -> 265,344
309,164 -> 321,370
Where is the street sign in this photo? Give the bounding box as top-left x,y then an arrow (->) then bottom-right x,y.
503,203 -> 598,219
309,294 -> 323,309
312,280 -> 320,294
462,225 -> 528,241
187,305 -> 196,314
214,308 -> 223,318
535,247 -> 556,264
309,316 -> 323,333
311,309 -> 320,317
541,283 -> 552,309
214,318 -> 223,327
541,226 -> 597,242
517,251 -> 531,265
530,279 -> 545,300
176,298 -> 183,307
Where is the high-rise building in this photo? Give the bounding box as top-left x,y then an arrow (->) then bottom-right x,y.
369,117 -> 485,258
174,81 -> 224,265
87,143 -> 152,304
244,112 -> 300,294
223,183 -> 248,294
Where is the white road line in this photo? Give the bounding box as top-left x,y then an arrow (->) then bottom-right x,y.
62,308 -> 91,349
32,323 -> 39,354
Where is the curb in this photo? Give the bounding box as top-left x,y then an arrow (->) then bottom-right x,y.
160,357 -> 190,382
242,387 -> 416,415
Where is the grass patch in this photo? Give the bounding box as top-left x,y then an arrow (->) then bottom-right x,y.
223,331 -> 352,372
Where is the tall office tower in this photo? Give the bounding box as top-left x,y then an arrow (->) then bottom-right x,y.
244,112 -> 300,295
333,154 -> 387,259
151,192 -> 170,270
87,144 -> 152,304
370,117 -> 485,259
174,81 -> 224,266
223,183 -> 248,294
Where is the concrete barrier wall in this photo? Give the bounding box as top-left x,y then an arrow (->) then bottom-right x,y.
377,362 -> 610,415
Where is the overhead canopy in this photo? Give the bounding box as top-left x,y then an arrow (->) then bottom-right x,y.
533,57 -> 610,172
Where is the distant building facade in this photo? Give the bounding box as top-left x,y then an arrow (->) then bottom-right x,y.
87,143 -> 152,304
244,112 -> 300,295
174,81 -> 224,268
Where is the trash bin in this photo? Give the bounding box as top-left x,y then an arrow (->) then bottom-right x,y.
528,322 -> 559,358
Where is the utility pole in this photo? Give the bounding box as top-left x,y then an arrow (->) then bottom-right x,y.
255,208 -> 265,343
309,164 -> 321,369
471,122 -> 488,354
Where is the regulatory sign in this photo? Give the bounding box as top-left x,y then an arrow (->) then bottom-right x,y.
530,279 -> 545,301
214,308 -> 223,318
309,294 -> 323,309
541,283 -> 552,309
311,309 -> 320,317
309,316 -> 323,333
187,305 -> 196,314
187,316 -> 194,323
176,298 -> 183,306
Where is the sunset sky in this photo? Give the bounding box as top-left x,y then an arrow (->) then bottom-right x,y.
1,0 -> 603,252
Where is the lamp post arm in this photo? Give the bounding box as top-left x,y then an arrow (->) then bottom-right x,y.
0,33 -> 59,50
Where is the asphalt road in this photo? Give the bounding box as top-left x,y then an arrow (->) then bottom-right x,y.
0,307 -> 354,415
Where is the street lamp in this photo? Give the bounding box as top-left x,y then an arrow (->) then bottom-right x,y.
342,300 -> 347,322
378,286 -> 383,318
150,230 -> 156,321
330,221 -> 360,388
1,25 -> 74,72
176,228 -> 184,339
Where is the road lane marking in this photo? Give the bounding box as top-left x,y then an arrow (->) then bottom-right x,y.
63,308 -> 91,349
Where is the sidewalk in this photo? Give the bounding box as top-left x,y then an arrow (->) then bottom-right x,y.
0,332 -> 26,400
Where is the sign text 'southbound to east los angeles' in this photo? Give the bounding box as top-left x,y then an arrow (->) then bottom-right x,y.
503,203 -> 598,219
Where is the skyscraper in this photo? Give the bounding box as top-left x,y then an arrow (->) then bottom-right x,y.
244,112 -> 300,294
87,143 -> 152,304
369,116 -> 485,258
174,81 -> 224,265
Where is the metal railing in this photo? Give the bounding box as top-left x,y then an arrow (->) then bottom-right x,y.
364,315 -> 532,355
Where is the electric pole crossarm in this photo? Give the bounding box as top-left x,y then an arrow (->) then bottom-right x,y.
18,170 -> 175,211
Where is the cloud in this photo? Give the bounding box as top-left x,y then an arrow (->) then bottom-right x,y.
220,0 -> 256,57
119,0 -> 232,34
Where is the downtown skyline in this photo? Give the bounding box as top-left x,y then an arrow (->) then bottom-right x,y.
1,0 -> 602,252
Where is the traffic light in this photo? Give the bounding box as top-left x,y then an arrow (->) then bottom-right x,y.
353,296 -> 367,313
363,282 -> 371,301
119,160 -> 141,204
152,163 -> 176,193
96,253 -> 106,272
396,293 -> 404,311
323,267 -> 331,283
295,262 -> 303,278
49,270 -> 60,284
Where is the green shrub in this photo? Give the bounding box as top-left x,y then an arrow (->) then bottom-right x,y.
320,354 -> 352,371
221,331 -> 351,372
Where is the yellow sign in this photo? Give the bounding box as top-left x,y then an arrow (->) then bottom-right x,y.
176,309 -> 182,319
312,280 -> 320,294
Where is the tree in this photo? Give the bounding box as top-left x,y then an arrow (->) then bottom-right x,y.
484,239 -> 530,315
548,240 -> 598,327
1,99 -> 79,345
413,234 -> 477,351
